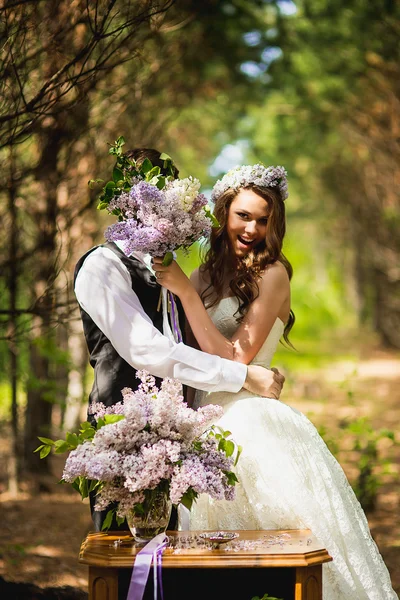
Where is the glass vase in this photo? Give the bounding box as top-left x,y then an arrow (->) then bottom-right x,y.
127,487 -> 172,544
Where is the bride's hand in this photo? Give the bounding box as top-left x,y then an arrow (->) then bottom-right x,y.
152,257 -> 192,298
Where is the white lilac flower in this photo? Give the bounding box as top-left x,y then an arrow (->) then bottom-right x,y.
211,164 -> 289,203
165,177 -> 202,211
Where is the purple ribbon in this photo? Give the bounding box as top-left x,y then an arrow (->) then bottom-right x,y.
127,533 -> 169,600
168,291 -> 183,343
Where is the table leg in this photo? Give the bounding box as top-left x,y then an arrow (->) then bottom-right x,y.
89,566 -> 119,600
295,565 -> 323,600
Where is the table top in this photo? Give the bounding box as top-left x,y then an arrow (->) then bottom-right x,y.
79,530 -> 332,569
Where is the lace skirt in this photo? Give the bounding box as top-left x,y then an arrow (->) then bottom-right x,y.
190,396 -> 398,600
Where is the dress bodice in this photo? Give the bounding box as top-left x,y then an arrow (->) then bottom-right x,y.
196,296 -> 284,408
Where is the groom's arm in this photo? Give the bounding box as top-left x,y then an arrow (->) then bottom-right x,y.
75,248 -> 247,393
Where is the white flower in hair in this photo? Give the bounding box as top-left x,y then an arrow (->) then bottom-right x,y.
211,164 -> 288,202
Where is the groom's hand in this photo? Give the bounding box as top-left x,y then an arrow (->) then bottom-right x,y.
243,365 -> 285,399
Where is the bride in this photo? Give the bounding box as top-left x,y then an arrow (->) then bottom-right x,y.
152,164 -> 397,599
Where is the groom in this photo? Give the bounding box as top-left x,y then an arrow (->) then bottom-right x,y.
74,148 -> 285,530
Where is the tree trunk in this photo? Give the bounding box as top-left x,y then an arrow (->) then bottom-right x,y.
23,128 -> 62,481
63,317 -> 90,431
24,332 -> 54,479
7,147 -> 19,495
374,267 -> 400,349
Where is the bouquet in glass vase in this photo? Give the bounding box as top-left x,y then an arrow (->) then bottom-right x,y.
35,371 -> 241,543
89,136 -> 218,343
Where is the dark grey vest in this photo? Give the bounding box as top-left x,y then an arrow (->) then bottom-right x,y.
74,242 -> 186,416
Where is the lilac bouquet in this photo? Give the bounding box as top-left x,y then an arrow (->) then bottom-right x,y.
91,136 -> 217,266
104,176 -> 213,261
36,371 -> 241,529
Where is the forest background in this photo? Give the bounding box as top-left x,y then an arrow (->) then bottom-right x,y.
0,0 -> 399,597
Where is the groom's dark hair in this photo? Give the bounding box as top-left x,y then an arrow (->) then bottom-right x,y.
125,148 -> 179,179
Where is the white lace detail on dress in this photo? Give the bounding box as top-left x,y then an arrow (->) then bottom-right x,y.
189,297 -> 398,600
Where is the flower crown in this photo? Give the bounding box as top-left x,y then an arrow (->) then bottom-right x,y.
211,164 -> 288,202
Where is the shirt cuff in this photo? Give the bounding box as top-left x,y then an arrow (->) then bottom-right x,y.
217,358 -> 247,393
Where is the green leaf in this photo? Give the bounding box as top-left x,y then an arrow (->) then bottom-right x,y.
54,440 -> 70,454
140,158 -> 153,174
133,503 -> 145,516
180,495 -> 193,511
71,479 -> 81,494
39,446 -> 51,459
78,476 -> 89,500
88,178 -> 104,189
97,201 -> 109,210
101,509 -> 115,531
34,444 -> 45,453
234,445 -> 243,466
96,417 -> 105,430
79,428 -> 95,441
160,153 -> 172,161
162,252 -> 174,266
225,440 -> 235,457
103,414 -> 126,425
147,166 -> 161,179
66,432 -> 79,448
204,205 -> 219,227
88,479 -> 101,493
224,470 -> 239,486
112,167 -> 124,183
37,436 -> 55,445
116,515 -> 126,527
180,488 -> 198,511
156,176 -> 166,190
218,439 -> 227,452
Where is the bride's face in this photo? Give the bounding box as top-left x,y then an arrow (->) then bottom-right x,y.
226,188 -> 269,257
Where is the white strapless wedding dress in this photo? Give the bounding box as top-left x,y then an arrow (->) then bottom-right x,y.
190,297 -> 397,600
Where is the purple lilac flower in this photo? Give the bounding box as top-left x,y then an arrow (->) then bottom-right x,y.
104,176 -> 214,256
62,370 -> 237,518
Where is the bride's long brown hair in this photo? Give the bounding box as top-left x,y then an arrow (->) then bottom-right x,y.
200,184 -> 295,345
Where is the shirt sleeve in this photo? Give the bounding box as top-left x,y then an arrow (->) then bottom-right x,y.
74,247 -> 247,393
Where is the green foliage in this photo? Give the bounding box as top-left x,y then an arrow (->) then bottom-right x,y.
91,136 -> 177,214
34,416 -> 125,504
180,486 -> 199,511
238,0 -> 400,347
34,415 -> 125,462
208,425 -> 242,467
318,417 -> 398,512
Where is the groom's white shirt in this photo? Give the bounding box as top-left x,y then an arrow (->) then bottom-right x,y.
74,243 -> 247,393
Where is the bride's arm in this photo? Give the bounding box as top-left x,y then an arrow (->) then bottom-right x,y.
154,260 -> 289,365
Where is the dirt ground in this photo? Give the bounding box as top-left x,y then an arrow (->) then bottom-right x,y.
1,346 -> 399,596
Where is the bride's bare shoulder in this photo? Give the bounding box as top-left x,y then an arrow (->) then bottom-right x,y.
190,266 -> 210,295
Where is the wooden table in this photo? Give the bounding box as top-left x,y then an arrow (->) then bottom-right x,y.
79,529 -> 332,600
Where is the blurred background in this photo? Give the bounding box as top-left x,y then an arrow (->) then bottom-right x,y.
0,0 -> 399,596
